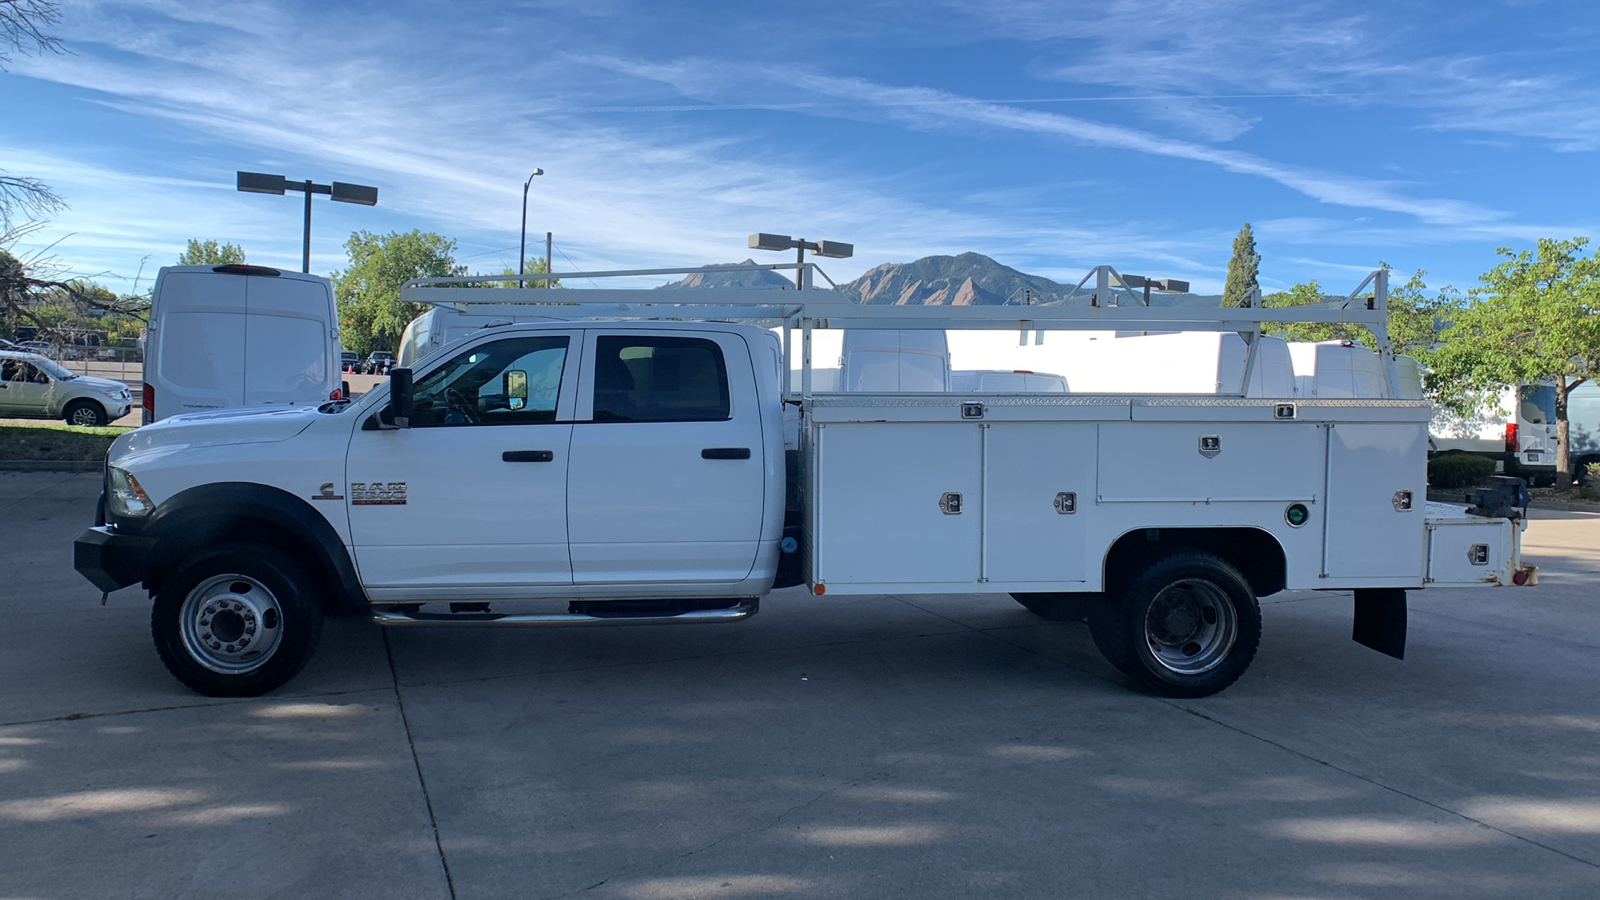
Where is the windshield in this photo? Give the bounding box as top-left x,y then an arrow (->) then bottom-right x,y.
33,356 -> 77,380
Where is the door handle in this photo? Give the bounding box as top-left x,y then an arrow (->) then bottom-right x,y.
502,450 -> 554,462
702,447 -> 751,460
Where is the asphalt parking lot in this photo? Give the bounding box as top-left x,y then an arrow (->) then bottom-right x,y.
3,472 -> 1599,899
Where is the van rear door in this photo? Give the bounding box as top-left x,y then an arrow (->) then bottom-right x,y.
153,272 -> 248,416
244,275 -> 335,407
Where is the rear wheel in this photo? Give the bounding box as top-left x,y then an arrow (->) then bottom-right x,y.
151,543 -> 323,696
1089,551 -> 1261,698
64,399 -> 108,427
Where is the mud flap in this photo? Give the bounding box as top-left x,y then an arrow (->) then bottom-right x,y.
1352,588 -> 1407,660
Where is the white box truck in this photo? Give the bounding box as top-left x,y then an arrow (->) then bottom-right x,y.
74,264 -> 1532,700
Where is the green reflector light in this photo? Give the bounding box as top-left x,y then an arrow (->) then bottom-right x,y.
1285,503 -> 1309,528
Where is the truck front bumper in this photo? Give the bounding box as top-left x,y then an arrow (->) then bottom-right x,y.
74,526 -> 156,593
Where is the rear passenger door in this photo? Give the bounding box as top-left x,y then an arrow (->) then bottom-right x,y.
566,330 -> 766,585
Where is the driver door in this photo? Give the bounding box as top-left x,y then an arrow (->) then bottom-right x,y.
346,333 -> 579,601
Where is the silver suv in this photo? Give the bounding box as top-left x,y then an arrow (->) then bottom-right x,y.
0,350 -> 132,427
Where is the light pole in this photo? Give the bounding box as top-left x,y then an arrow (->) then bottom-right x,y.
520,169 -> 545,288
236,172 -> 378,273
747,233 -> 853,290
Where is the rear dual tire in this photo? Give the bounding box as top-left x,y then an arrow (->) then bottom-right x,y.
1089,552 -> 1262,698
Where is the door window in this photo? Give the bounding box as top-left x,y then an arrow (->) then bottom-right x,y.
592,335 -> 729,422
410,336 -> 569,427
2,361 -> 49,384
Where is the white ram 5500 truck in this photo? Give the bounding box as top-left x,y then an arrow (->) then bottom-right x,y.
73,263 -> 1533,698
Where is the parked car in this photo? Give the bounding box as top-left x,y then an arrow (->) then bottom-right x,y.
341,351 -> 360,373
364,351 -> 395,374
0,350 -> 132,426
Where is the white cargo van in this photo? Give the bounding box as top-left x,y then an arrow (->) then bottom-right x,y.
144,265 -> 343,422
397,306 -> 570,368
1430,383 -> 1558,483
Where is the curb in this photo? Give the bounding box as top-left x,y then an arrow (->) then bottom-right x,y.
0,460 -> 103,473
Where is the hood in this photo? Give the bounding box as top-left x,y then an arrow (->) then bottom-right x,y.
72,375 -> 130,393
111,405 -> 323,463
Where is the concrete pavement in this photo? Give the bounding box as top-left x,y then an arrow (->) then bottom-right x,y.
3,471 -> 1598,898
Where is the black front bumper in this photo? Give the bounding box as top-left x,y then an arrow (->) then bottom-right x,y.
74,526 -> 156,594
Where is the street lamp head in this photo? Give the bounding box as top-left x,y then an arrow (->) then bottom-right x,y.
813,240 -> 853,259
330,182 -> 379,206
749,233 -> 795,252
236,171 -> 287,195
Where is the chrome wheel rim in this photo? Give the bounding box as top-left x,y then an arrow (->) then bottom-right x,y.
180,574 -> 284,674
68,406 -> 99,426
1143,579 -> 1238,675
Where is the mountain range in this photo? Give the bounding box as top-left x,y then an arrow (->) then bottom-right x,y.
659,253 -> 1215,307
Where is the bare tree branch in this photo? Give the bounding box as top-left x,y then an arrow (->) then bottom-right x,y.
0,0 -> 64,69
0,173 -> 67,232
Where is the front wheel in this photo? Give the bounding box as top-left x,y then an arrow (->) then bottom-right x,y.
64,399 -> 108,427
151,543 -> 324,696
1089,552 -> 1261,698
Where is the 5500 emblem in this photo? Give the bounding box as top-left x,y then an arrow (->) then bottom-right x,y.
351,482 -> 407,505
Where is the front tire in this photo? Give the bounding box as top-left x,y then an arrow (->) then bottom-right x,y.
1089,552 -> 1261,698
151,544 -> 324,696
64,399 -> 108,427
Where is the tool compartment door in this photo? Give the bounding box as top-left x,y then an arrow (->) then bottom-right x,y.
1323,423 -> 1428,581
983,423 -> 1095,584
813,422 -> 981,585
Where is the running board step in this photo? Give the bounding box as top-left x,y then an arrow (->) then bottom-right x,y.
372,598 -> 759,627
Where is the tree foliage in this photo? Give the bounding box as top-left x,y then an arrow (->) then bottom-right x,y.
1262,267 -> 1456,360
1429,237 -> 1600,477
1222,223 -> 1260,307
177,239 -> 246,266
2,247 -> 147,345
492,256 -> 563,289
332,230 -> 466,356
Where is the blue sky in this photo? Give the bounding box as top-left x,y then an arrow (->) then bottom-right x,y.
2,0 -> 1597,296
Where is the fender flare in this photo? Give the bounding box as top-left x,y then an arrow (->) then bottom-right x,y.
142,482 -> 366,608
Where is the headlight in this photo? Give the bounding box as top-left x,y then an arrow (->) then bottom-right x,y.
107,467 -> 154,518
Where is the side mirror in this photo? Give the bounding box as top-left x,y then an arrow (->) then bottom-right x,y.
390,367 -> 414,427
506,370 -> 528,411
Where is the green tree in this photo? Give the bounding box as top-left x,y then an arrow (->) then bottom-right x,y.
492,255 -> 563,288
1262,267 -> 1456,360
177,239 -> 245,265
1429,237 -> 1600,479
332,230 -> 465,356
1222,223 -> 1260,307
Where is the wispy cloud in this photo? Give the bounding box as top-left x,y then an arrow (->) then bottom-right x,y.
603,57 -> 1506,227
958,0 -> 1600,151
